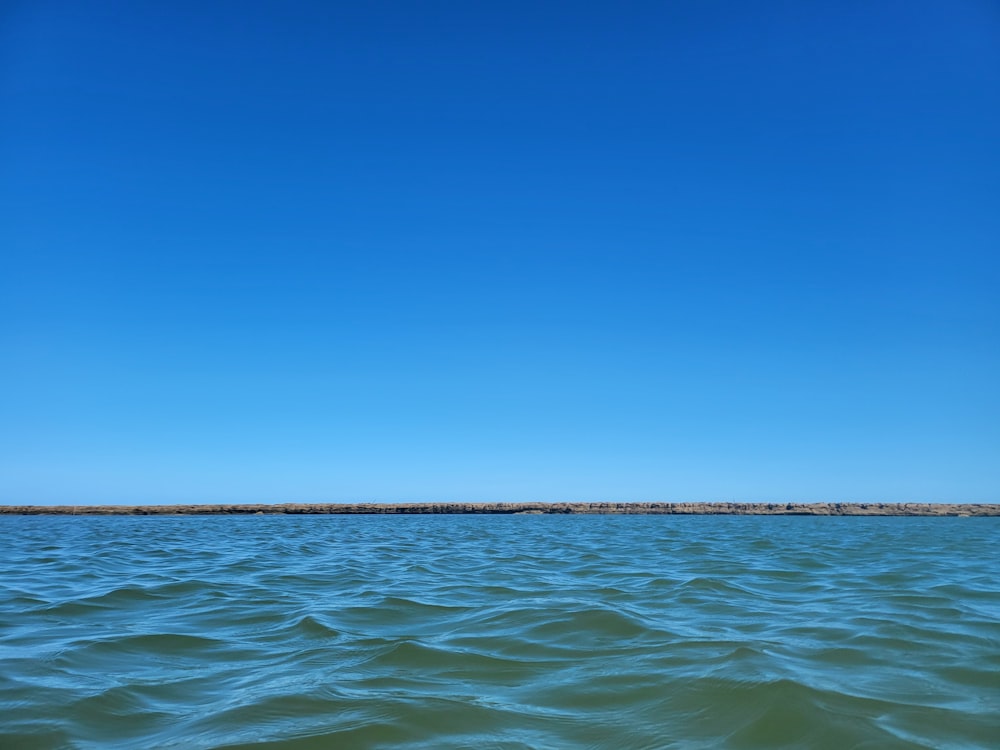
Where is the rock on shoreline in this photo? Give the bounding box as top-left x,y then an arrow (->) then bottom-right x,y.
1,502 -> 998,516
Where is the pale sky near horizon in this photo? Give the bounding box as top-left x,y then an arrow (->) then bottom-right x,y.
2,1 -> 998,504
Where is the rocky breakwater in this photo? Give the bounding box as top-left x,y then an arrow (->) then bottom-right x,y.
1,502 -> 998,515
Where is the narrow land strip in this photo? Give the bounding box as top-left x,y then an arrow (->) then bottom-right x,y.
1,502 -> 998,516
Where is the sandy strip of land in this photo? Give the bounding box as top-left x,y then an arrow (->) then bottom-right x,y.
1,502 -> 997,516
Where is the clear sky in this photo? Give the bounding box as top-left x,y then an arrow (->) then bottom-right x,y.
2,1 -> 998,505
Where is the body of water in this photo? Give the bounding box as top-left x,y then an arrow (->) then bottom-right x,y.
1,514 -> 997,748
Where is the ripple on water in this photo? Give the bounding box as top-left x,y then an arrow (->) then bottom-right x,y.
1,514 -> 998,749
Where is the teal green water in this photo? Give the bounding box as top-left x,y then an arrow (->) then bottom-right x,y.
1,515 -> 997,749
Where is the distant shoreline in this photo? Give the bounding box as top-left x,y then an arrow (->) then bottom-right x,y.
1,502 -> 998,516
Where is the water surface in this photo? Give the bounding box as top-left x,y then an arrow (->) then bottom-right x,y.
1,515 -> 997,748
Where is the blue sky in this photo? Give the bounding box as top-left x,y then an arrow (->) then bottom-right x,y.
2,1 -> 998,504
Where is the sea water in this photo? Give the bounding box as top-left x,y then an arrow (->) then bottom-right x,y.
1,514 -> 997,749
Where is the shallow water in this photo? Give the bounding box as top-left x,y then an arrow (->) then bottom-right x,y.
1,514 -> 997,749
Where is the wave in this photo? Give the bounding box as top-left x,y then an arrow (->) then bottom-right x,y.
1,514 -> 997,749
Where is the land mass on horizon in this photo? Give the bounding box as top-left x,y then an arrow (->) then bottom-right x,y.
1,502 -> 997,516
